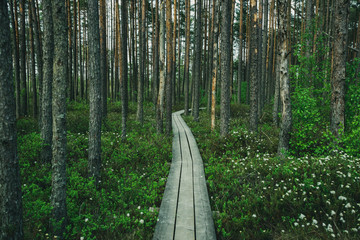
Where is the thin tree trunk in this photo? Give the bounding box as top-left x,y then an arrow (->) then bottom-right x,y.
29,3 -> 38,118
184,0 -> 191,115
237,0 -> 244,104
211,0 -> 220,131
261,0 -> 268,107
10,0 -> 21,119
156,0 -> 166,133
277,0 -> 292,158
41,0 -> 54,163
121,0 -> 128,140
0,1 -> 24,238
331,0 -> 349,139
220,0 -> 231,136
73,0 -> 78,100
100,0 -> 107,117
30,0 -> 43,121
115,1 -> 120,100
137,0 -> 146,124
165,0 -> 173,134
249,0 -> 259,132
51,0 -> 68,237
19,0 -> 27,117
193,0 -> 202,121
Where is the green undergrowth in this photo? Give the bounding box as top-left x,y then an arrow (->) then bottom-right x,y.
184,105 -> 360,240
17,101 -> 171,240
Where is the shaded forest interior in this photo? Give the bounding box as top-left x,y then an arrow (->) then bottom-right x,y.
1,0 -> 360,239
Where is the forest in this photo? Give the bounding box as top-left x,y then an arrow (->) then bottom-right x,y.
0,0 -> 360,239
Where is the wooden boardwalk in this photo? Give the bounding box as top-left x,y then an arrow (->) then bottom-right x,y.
153,110 -> 216,240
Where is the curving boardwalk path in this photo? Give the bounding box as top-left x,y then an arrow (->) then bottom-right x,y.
153,110 -> 216,240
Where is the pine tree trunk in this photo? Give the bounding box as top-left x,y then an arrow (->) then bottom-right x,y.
30,0 -> 43,122
51,0 -> 68,237
220,0 -> 231,136
165,0 -> 173,134
41,0 -> 54,164
121,0 -> 128,140
19,0 -> 27,117
211,0 -> 220,131
184,0 -> 191,116
331,0 -> 349,139
88,0 -> 102,189
137,0 -> 146,125
100,0 -> 107,117
156,0 -> 166,133
73,0 -> 78,100
153,0 -> 160,106
237,0 -> 244,104
249,0 -> 259,132
261,0 -> 268,107
0,1 -> 24,238
277,0 -> 292,158
193,0 -> 202,121
29,3 -> 38,119
67,0 -> 73,101
9,0 -> 21,119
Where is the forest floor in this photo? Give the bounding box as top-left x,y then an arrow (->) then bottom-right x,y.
18,101 -> 172,239
17,101 -> 360,239
184,104 -> 360,239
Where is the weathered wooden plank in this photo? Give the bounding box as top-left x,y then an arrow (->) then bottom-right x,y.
153,114 -> 183,240
173,114 -> 195,240
177,115 -> 217,240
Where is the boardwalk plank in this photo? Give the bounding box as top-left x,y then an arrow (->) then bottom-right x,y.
153,110 -> 216,240
153,115 -> 182,240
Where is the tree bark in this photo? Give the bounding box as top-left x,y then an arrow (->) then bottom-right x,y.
237,0 -> 244,104
193,0 -> 202,122
220,0 -> 231,136
121,0 -> 128,140
73,0 -> 77,100
51,0 -> 68,237
19,0 -> 27,117
331,0 -> 349,139
137,0 -> 146,125
9,0 -> 21,119
156,0 -> 166,133
0,1 -> 24,238
211,0 -> 220,131
100,0 -> 107,118
165,0 -> 173,135
249,0 -> 259,132
184,0 -> 191,116
29,3 -> 38,118
88,0 -> 102,188
41,0 -> 54,164
277,0 -> 292,158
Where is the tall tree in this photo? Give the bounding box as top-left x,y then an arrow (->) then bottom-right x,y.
67,0 -> 73,101
220,0 -> 231,136
30,0 -> 43,122
249,0 -> 259,132
277,0 -> 292,158
19,0 -> 27,117
165,0 -> 173,134
51,0 -> 68,237
137,0 -> 146,124
193,0 -> 202,121
73,0 -> 78,99
153,0 -> 160,106
331,0 -> 349,139
211,0 -> 220,131
100,0 -> 107,117
9,0 -> 21,119
261,0 -> 268,109
29,2 -> 38,118
88,0 -> 102,188
0,1 -> 23,238
237,0 -> 244,104
41,0 -> 54,163
121,0 -> 128,140
156,0 -> 166,133
184,0 -> 191,116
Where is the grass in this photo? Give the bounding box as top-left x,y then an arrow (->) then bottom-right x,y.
184,104 -> 360,240
17,101 -> 171,240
